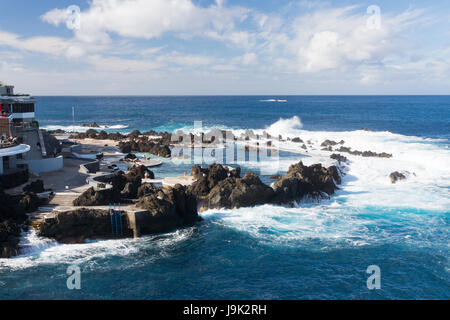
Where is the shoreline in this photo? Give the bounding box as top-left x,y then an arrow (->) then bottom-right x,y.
2,123 -> 447,259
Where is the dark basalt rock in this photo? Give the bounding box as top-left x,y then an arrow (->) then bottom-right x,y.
97,130 -> 108,139
119,139 -> 171,158
272,162 -> 339,204
73,166 -> 154,205
189,162 -> 342,210
0,220 -> 21,258
124,153 -> 137,160
136,184 -> 200,233
321,140 -> 338,147
390,171 -> 406,184
23,180 -> 45,194
137,183 -> 158,198
36,209 -> 133,243
330,153 -> 348,163
81,122 -> 100,128
73,187 -> 114,206
41,130 -> 62,155
200,172 -> 275,211
19,193 -> 44,213
128,130 -> 141,139
336,146 -> 392,158
188,164 -> 241,198
0,188 -> 45,258
270,174 -> 282,181
292,137 -> 304,143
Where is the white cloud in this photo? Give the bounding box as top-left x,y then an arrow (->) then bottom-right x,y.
0,30 -> 104,58
239,52 -> 258,66
156,51 -> 214,66
86,55 -> 162,72
41,0 -> 249,43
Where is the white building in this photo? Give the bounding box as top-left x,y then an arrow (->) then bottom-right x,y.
0,81 -> 63,178
0,81 -> 14,96
0,144 -> 30,175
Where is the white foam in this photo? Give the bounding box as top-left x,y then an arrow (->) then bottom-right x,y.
264,116 -> 303,137
41,124 -> 128,132
0,227 -> 194,271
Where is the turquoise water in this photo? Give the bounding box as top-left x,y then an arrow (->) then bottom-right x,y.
0,96 -> 449,299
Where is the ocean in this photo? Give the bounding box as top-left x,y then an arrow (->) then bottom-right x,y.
0,96 -> 449,299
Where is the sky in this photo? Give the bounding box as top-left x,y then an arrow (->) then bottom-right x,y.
0,0 -> 449,95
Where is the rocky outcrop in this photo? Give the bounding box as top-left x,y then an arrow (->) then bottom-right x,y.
42,130 -> 62,156
188,164 -> 240,198
390,171 -> 406,184
335,146 -> 392,158
23,180 -> 45,193
37,185 -> 200,244
321,140 -> 339,147
0,188 -> 45,258
81,122 -> 100,128
72,165 -> 154,205
136,184 -> 200,234
119,138 -> 171,158
69,131 -> 126,141
0,220 -> 21,258
137,183 -> 157,198
36,209 -> 133,243
199,172 -> 275,211
73,187 -> 114,206
272,162 -> 340,204
188,162 -> 342,210
291,137 -> 303,143
330,153 -> 348,163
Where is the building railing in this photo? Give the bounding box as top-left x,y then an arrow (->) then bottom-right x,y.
0,141 -> 18,149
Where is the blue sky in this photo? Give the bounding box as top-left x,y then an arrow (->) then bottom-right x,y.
0,0 -> 449,95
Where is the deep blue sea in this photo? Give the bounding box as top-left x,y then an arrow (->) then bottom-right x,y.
1,96 -> 449,299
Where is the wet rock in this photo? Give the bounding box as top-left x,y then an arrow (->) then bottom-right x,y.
23,180 -> 45,194
321,140 -> 338,147
336,146 -> 392,158
137,183 -> 158,198
292,137 -> 304,143
0,220 -> 21,258
272,162 -> 340,204
119,139 -> 171,158
81,122 -> 100,128
270,174 -> 282,181
200,172 -> 275,211
188,164 -> 240,198
390,171 -> 406,184
330,153 -> 348,163
19,193 -> 43,213
136,184 -> 200,233
128,130 -> 141,139
124,153 -> 137,160
36,209 -> 133,243
97,130 -> 108,139
0,188 -> 42,258
73,187 -> 114,206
